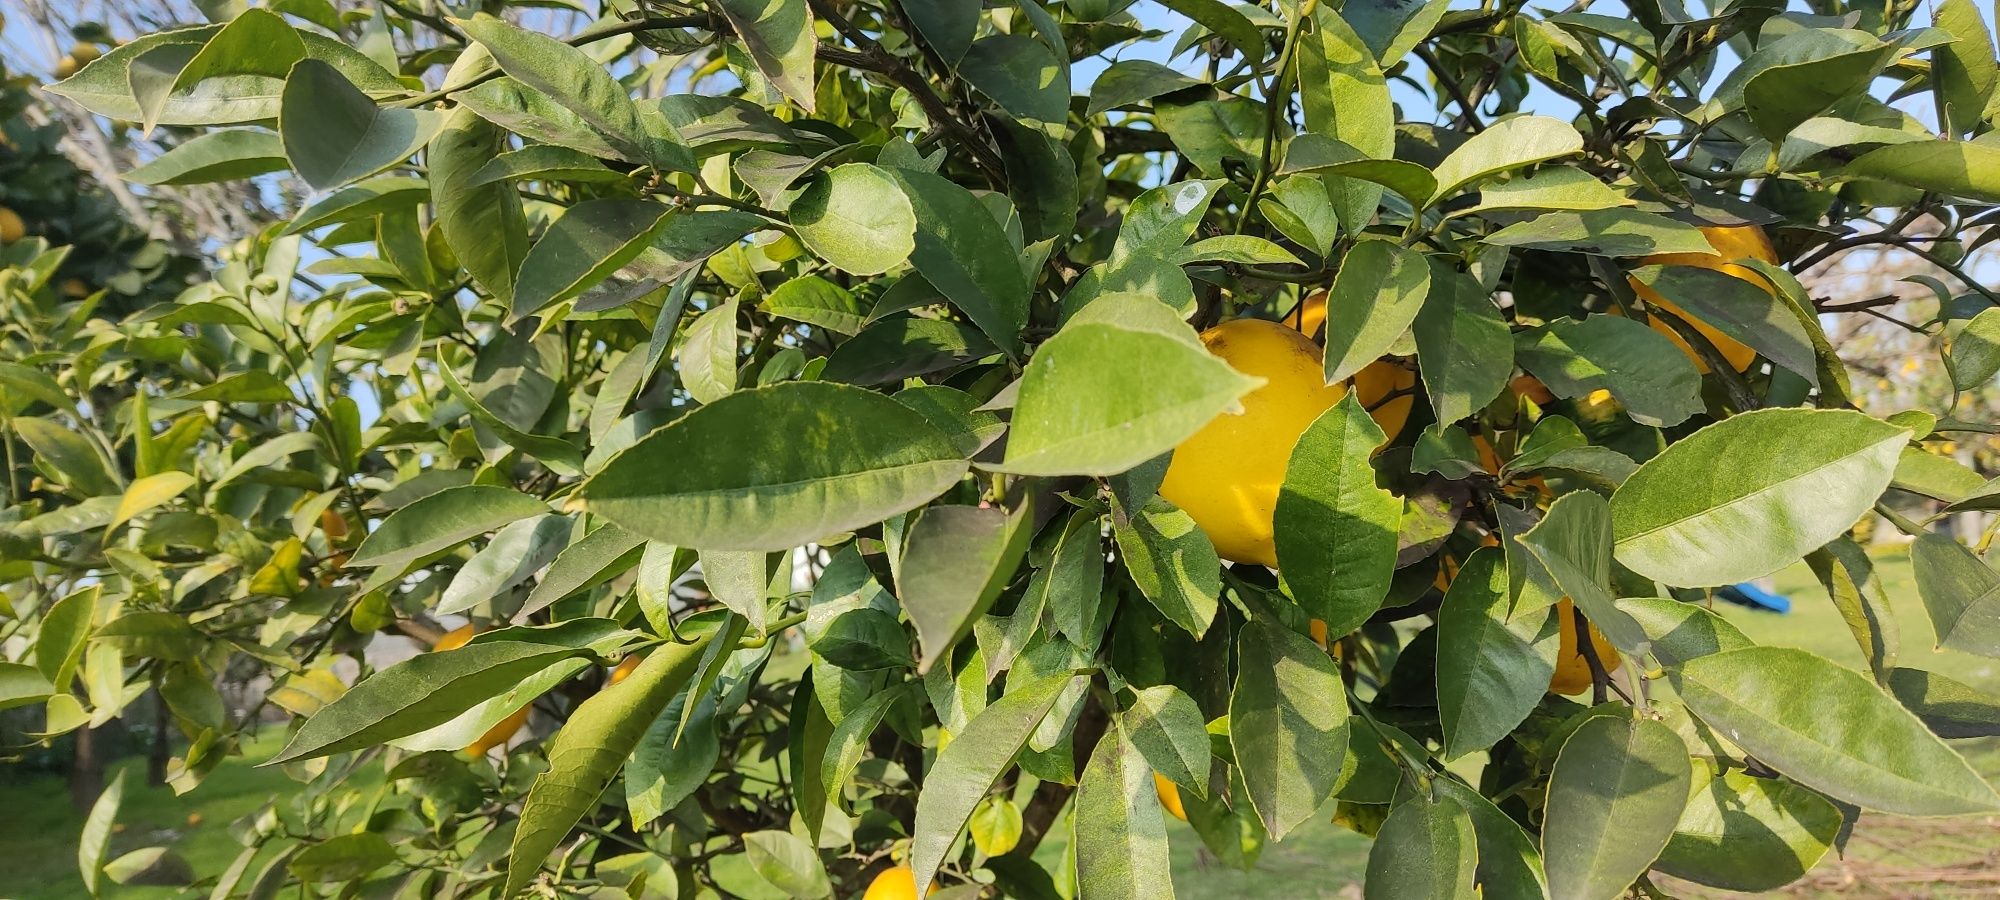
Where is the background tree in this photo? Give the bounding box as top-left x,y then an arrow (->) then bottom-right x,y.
5,0 -> 2000,897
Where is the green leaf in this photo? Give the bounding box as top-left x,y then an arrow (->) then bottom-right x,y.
347,484 -> 550,569
288,834 -> 392,883
1159,0 -> 1266,59
1274,393 -> 1398,636
394,625 -> 634,754
1465,166 -> 1629,215
1614,597 -> 1753,667
284,176 -> 428,234
1911,532 -> 2000,657
910,673 -> 1086,896
882,168 -> 1031,358
456,15 -> 682,169
1365,794 -> 1477,900
123,129 -> 286,185
48,25 -> 401,126
135,8 -> 304,134
1433,778 -> 1549,900
1947,307 -> 2000,392
1485,209 -> 1716,256
818,686 -> 902,833
1518,490 -> 1647,652
1110,180 -> 1225,265
1541,715 -> 1692,900
178,370 -> 293,403
1074,721 -> 1174,900
744,830 -> 832,899
1805,538 -> 1898,679
901,504 -> 1032,672
1430,114 -> 1584,203
107,472 -> 196,534
1121,685 -> 1210,797
1885,666 -> 2000,738
0,664 -> 55,713
789,163 -> 916,277
279,59 -> 441,191
1035,508 -> 1109,646
1113,500 -> 1222,638
1320,241 -> 1431,382
1087,59 -> 1204,116
94,612 -> 205,662
1414,263 -> 1512,425
521,524 -> 647,619
1437,549 -> 1558,758
712,0 -> 817,112
1676,646 -> 2000,816
436,356 -> 584,476
680,298 -> 740,405
1514,315 -> 1703,428
895,0 -> 976,64
581,382 -> 968,551
763,275 -> 867,335
78,769 -> 125,897
1844,139 -> 2000,203
13,416 -> 118,496
431,98 -> 530,309
1630,264 -> 1820,385
1742,36 -> 1897,141
1609,409 -> 1907,587
511,199 -> 674,320
960,34 -> 1069,123
1000,295 -> 1260,476
504,629 -> 717,895
1653,770 -> 1841,893
1296,7 -> 1392,229
823,317 -> 998,385
1933,0 -> 1998,135
1231,619 -> 1349,840
270,628 -> 616,763
0,362 -> 70,412
969,795 -> 1024,856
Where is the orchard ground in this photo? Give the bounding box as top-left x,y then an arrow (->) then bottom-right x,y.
4,546 -> 1995,900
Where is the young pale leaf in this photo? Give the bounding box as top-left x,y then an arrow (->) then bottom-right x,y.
582,382 -> 968,551
764,275 -> 868,335
1911,533 -> 2000,657
1436,549 -> 1558,758
680,298 -> 740,405
712,0 -> 817,112
1414,263 -> 1512,425
107,472 -> 196,535
910,673 -> 1086,896
1429,114 -> 1585,203
78,770 -> 126,897
510,199 -> 673,320
1320,241 -> 1431,382
1610,408 -> 1907,587
1677,646 -> 2000,816
1364,794 -> 1477,900
1105,499 -> 1215,638
901,504 -> 1032,672
1074,722 -> 1174,900
1542,715 -> 1692,900
1652,770 -> 1841,893
790,164 -> 916,276
346,485 -> 550,569
1231,620 -> 1349,840
1514,315 -> 1702,427
279,59 -> 441,191
504,631 -> 717,896
1274,393 -> 1398,636
744,830 -> 833,899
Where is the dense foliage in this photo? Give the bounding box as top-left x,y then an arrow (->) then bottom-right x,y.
7,0 -> 2000,896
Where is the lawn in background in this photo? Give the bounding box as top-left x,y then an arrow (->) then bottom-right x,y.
1,544 -> 1993,899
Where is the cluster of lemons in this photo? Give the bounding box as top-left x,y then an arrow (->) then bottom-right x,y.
52,41 -> 104,80
1147,225 -> 1779,820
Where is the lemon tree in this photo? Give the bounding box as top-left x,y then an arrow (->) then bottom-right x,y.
9,0 -> 2000,896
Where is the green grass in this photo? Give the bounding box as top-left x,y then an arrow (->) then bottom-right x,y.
4,543 -> 1994,899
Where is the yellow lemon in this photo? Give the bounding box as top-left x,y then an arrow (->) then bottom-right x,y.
1285,290 -> 1416,439
608,653 -> 642,686
435,625 -> 532,755
1549,598 -> 1621,695
68,43 -> 102,64
1161,319 -> 1346,566
1624,224 -> 1776,373
0,207 -> 24,243
1154,773 -> 1187,822
862,866 -> 937,900
54,56 -> 80,79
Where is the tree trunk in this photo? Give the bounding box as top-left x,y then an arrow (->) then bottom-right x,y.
70,725 -> 102,813
148,689 -> 169,786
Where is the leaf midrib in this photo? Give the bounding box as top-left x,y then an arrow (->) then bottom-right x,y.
1617,431 -> 1901,547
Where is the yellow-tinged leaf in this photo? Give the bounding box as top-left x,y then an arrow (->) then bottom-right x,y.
106,471 -> 195,535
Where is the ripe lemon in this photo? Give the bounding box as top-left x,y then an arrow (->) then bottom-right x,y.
1154,773 -> 1187,821
1161,319 -> 1347,566
1624,224 -> 1776,373
1548,598 -> 1620,695
436,625 -> 532,755
0,207 -> 24,243
862,866 -> 937,900
1285,290 -> 1415,439
54,56 -> 80,79
1509,374 -> 1554,404
69,42 -> 103,64
608,653 -> 641,685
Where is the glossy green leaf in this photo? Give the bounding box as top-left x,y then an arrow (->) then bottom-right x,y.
1414,263 -> 1512,425
712,0 -> 817,112
1677,646 -> 2000,816
1610,409 -> 1907,587
1430,114 -> 1584,202
1231,619 -> 1348,839
581,382 -> 968,551
456,15 -> 680,168
1514,315 -> 1702,427
1113,500 -> 1222,638
1653,770 -> 1841,892
882,168 -> 1030,358
1274,393 -> 1398,636
1844,139 -> 2000,203
790,163 -> 916,277
347,485 -> 549,569
763,276 -> 867,335
1074,721 -> 1174,900
1121,685 -> 1209,797
1434,778 -> 1549,899
1087,59 -> 1204,116
1541,714 -> 1692,900
1320,241 -> 1431,382
1437,549 -> 1558,758
1365,793 -> 1477,900
1932,0 -> 1998,135
48,26 -> 400,126
431,95 -> 530,309
124,129 -> 286,185
510,199 -> 674,320
901,504 -> 1032,672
